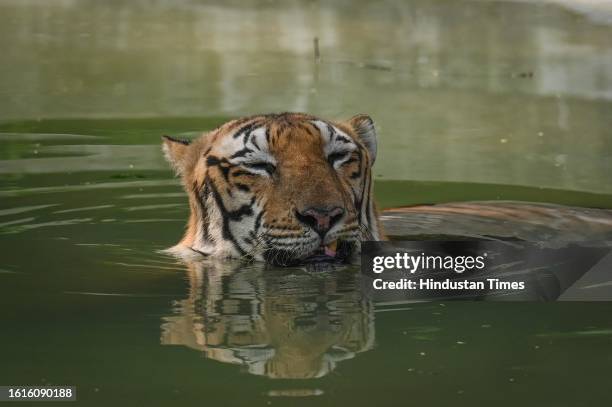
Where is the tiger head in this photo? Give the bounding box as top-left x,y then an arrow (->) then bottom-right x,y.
162,112 -> 381,265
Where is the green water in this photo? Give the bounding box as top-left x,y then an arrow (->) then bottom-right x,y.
1,0 -> 612,406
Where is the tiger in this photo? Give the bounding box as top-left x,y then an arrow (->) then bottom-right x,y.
162,112 -> 382,265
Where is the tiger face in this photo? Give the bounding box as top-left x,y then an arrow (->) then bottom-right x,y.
162,112 -> 381,265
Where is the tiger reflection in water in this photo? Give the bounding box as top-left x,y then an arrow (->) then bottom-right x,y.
161,260 -> 374,379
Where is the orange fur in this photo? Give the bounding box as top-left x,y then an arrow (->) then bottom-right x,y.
162,112 -> 382,263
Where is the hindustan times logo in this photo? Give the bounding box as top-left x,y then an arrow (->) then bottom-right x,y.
372,252 -> 488,274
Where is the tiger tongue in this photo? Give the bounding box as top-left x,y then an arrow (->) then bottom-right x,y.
324,240 -> 338,257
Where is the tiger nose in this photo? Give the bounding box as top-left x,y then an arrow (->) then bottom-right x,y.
295,206 -> 345,238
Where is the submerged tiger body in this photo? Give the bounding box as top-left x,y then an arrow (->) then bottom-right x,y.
162,112 -> 382,265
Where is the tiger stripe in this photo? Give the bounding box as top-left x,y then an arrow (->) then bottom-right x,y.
162,112 -> 383,264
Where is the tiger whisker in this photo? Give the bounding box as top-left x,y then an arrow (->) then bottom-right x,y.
242,233 -> 273,261
358,223 -> 374,240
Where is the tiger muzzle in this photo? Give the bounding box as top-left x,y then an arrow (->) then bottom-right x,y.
295,206 -> 344,239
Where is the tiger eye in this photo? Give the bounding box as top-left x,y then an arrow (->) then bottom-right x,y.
245,162 -> 276,175
328,152 -> 348,166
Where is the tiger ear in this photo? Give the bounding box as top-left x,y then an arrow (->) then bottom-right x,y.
348,114 -> 377,163
162,135 -> 191,176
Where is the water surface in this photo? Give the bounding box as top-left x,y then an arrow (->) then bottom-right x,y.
1,1 -> 612,406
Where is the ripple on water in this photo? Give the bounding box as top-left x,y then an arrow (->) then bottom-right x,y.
0,204 -> 58,216
0,144 -> 165,174
0,217 -> 35,228
120,193 -> 185,199
1,218 -> 93,234
124,204 -> 183,211
536,329 -> 612,338
53,205 -> 115,214
0,132 -> 103,141
123,219 -> 183,223
0,179 -> 179,197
